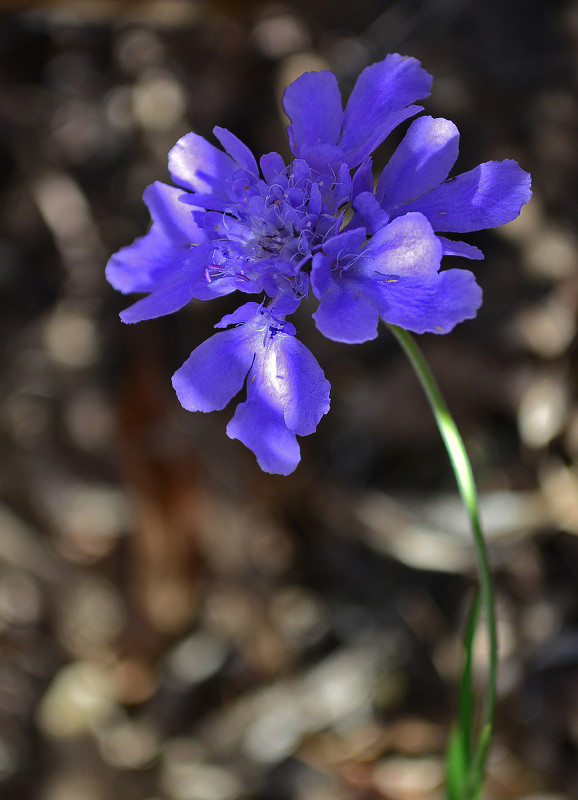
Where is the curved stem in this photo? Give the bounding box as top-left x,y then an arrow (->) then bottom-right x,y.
387,324 -> 497,791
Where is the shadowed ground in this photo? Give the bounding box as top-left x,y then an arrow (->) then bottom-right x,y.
0,1 -> 577,798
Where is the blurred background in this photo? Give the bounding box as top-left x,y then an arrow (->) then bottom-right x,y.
0,0 -> 577,798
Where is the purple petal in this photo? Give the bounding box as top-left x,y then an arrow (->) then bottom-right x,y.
307,181 -> 322,216
144,181 -> 205,242
115,239 -> 237,320
260,151 -> 286,183
362,212 -> 442,277
213,126 -> 259,176
376,116 -> 459,207
313,285 -> 380,344
168,132 -> 235,194
351,157 -> 374,200
120,277 -> 194,323
339,54 -> 432,167
226,331 -> 330,475
333,162 -> 352,207
297,143 -> 346,177
267,336 -> 330,435
439,236 -> 484,260
311,228 -> 367,298
310,251 -> 332,299
379,269 -> 482,333
202,211 -> 247,240
215,301 -> 262,328
172,325 -> 255,412
282,70 -> 343,155
227,393 -> 301,475
106,226 -> 186,294
396,160 -> 532,232
268,287 -> 307,316
178,192 -> 231,212
106,183 -> 205,295
321,227 -> 367,261
353,192 -> 390,234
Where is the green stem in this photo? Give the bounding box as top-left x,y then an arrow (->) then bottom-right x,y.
387,324 -> 497,795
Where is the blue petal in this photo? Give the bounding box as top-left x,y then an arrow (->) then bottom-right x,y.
361,212 -> 442,277
213,126 -> 259,176
396,160 -> 532,232
379,269 -> 482,333
438,237 -> 484,260
120,277 -> 194,323
351,157 -> 374,200
311,227 -> 367,297
106,182 -> 205,295
339,54 -> 432,167
172,325 -> 255,412
106,227 -> 186,294
260,151 -> 286,183
376,116 -> 459,207
178,192 -> 231,212
282,70 -> 343,155
144,181 -> 205,242
352,192 -> 390,234
168,132 -> 235,194
297,143 -> 346,177
310,251 -> 332,299
321,227 -> 367,261
333,162 -> 352,207
268,287 -> 307,316
115,238 -> 239,321
227,392 -> 301,476
313,285 -> 380,344
267,335 -> 331,435
215,301 -> 262,328
226,332 -> 330,474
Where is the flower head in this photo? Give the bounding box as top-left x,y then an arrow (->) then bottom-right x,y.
106,54 -> 531,473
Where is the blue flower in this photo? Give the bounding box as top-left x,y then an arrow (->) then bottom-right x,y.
106,54 -> 531,473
